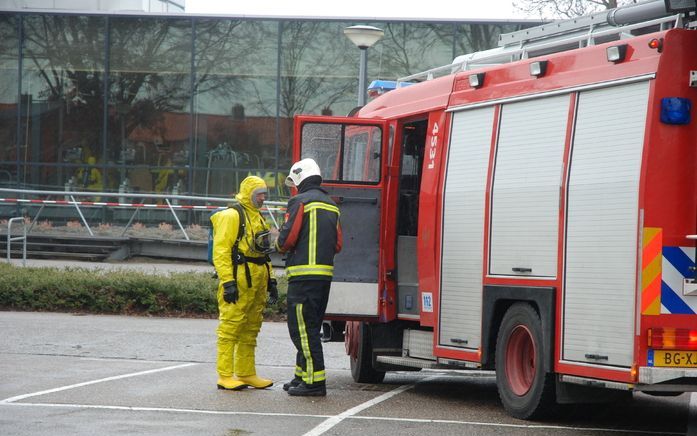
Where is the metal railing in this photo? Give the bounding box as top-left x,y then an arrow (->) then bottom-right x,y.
0,188 -> 287,242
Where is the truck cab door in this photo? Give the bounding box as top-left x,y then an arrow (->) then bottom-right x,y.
293,116 -> 389,319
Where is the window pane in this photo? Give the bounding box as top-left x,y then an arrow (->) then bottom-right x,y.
192,19 -> 281,198
21,15 -> 106,190
108,17 -> 191,195
301,122 -> 381,184
375,22 -> 454,78
301,123 -> 341,181
281,21 -> 358,169
454,23 -> 528,55
342,125 -> 381,183
0,14 -> 18,188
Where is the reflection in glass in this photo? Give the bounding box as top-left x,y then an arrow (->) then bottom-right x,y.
0,15 -> 18,187
108,17 -> 191,197
301,123 -> 381,184
377,22 -> 454,78
1,11 -> 538,200
20,15 -> 105,190
454,23 -> 527,56
192,19 -> 282,198
342,125 -> 381,183
280,21 -> 358,170
301,123 -> 341,181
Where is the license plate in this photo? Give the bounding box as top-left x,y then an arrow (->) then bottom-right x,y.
651,350 -> 697,367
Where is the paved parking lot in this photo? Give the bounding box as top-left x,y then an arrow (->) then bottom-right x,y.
1,311 -> 695,436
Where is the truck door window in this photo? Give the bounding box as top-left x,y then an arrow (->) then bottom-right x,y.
398,121 -> 427,236
301,122 -> 381,184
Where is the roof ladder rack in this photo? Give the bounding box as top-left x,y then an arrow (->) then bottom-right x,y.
398,0 -> 681,84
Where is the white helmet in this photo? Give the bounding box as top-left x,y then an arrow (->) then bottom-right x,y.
285,158 -> 322,187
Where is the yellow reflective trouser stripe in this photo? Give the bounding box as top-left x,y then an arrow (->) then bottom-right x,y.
296,303 -> 314,384
309,208 -> 317,265
294,366 -> 325,382
286,264 -> 334,278
304,203 -> 340,215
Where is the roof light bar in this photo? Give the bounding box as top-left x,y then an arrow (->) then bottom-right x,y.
366,80 -> 414,98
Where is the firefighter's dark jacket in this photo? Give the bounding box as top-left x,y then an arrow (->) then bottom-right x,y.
276,181 -> 342,281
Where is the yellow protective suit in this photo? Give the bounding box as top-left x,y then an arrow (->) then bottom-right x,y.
213,176 -> 275,385
76,157 -> 103,201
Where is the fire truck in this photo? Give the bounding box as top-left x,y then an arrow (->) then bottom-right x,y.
292,0 -> 697,419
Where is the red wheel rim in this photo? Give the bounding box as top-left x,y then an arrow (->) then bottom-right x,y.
345,321 -> 359,357
505,325 -> 536,396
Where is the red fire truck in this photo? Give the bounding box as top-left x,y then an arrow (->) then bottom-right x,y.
292,1 -> 697,419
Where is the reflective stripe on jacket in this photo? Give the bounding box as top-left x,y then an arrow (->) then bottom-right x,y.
276,186 -> 342,282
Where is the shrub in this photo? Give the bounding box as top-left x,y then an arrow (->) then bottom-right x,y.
0,263 -> 287,318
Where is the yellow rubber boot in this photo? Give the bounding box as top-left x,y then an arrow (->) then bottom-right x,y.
217,376 -> 249,390
235,374 -> 273,389
234,343 -> 272,388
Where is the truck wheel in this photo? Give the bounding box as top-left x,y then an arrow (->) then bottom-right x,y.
346,321 -> 385,383
495,303 -> 555,420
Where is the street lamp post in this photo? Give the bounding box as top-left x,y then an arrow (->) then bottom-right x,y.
343,25 -> 384,107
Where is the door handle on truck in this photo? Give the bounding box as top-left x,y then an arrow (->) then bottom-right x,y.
331,196 -> 378,205
512,267 -> 532,273
584,353 -> 609,361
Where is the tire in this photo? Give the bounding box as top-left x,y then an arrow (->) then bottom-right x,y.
495,303 -> 555,420
346,321 -> 386,383
644,391 -> 683,397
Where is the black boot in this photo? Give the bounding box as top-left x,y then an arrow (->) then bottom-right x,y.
288,381 -> 326,397
283,377 -> 302,392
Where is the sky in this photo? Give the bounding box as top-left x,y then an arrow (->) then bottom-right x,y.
184,0 -> 534,21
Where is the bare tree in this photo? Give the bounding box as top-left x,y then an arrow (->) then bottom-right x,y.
514,0 -> 636,19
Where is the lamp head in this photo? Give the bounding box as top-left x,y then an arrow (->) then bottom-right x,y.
344,25 -> 384,49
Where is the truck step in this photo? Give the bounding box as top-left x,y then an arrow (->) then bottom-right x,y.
375,355 -> 449,369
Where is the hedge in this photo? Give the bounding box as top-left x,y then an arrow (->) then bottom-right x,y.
0,263 -> 287,318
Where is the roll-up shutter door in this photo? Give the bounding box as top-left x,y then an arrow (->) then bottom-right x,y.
489,95 -> 569,277
563,81 -> 650,367
439,107 -> 494,349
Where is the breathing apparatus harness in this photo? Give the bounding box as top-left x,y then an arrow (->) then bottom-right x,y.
230,204 -> 273,288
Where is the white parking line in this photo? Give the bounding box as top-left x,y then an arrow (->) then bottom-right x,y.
0,401 -> 683,435
0,362 -> 198,404
2,401 -> 331,419
302,383 -> 415,436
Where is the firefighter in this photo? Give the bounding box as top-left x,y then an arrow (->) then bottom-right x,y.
276,158 -> 342,397
212,175 -> 278,391
154,159 -> 174,194
76,156 -> 103,190
76,156 -> 103,201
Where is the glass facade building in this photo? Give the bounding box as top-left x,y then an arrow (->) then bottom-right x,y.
0,11 -> 536,201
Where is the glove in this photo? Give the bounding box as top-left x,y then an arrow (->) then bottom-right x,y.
222,281 -> 239,304
267,278 -> 279,306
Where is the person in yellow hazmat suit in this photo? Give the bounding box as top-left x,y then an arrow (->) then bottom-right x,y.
211,175 -> 279,390
76,156 -> 103,201
76,156 -> 102,190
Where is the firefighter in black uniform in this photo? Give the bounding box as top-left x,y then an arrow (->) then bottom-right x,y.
276,158 -> 342,397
